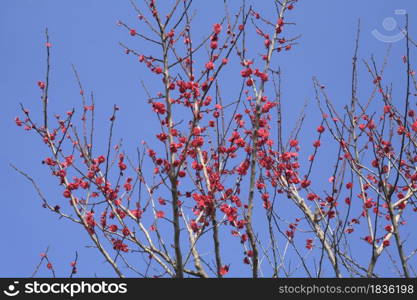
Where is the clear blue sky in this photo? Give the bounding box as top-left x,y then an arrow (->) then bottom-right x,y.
1,0 -> 417,277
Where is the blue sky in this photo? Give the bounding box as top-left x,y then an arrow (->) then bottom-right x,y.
1,0 -> 417,277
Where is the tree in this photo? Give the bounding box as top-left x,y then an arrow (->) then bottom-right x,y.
13,0 -> 417,278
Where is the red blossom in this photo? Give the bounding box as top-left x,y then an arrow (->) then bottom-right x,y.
112,239 -> 129,252
122,227 -> 131,236
14,117 -> 23,126
289,139 -> 298,147
108,225 -> 118,232
152,102 -> 166,114
412,120 -> 417,132
205,61 -> 214,70
63,189 -> 71,198
364,236 -> 373,244
317,125 -> 325,133
240,68 -> 252,78
154,67 -> 163,74
118,162 -> 127,171
37,81 -> 46,89
213,23 -> 222,34
312,140 -> 321,148
190,220 -> 200,232
219,265 -> 229,276
85,211 -> 96,229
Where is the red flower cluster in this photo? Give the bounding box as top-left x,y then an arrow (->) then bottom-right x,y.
152,102 -> 166,114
